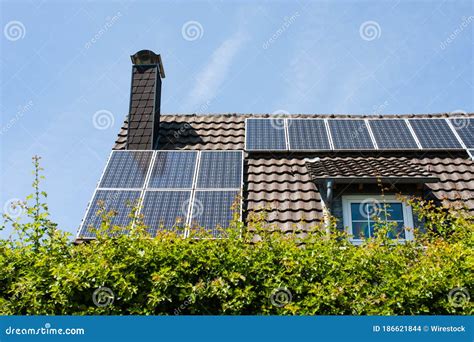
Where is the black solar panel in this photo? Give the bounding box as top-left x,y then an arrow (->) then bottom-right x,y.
328,120 -> 375,150
369,119 -> 418,149
99,151 -> 153,188
196,151 -> 242,189
246,119 -> 287,150
409,119 -> 463,149
288,119 -> 331,150
450,118 -> 474,148
79,190 -> 141,238
148,151 -> 197,189
141,190 -> 191,236
190,190 -> 240,237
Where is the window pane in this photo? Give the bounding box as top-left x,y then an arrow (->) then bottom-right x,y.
351,203 -> 367,220
387,222 -> 406,239
380,203 -> 404,221
352,221 -> 370,239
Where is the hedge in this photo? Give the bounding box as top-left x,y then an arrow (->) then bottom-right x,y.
0,157 -> 472,315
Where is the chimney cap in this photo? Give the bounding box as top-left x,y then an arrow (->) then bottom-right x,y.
130,50 -> 165,78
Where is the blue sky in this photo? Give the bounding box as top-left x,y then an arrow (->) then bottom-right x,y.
1,0 -> 472,238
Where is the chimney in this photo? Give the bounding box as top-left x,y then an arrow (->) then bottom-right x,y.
127,50 -> 165,150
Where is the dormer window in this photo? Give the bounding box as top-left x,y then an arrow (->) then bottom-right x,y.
342,195 -> 414,245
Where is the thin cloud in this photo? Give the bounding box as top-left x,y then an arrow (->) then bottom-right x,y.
185,30 -> 247,111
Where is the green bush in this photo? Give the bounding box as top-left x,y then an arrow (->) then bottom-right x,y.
0,156 -> 472,315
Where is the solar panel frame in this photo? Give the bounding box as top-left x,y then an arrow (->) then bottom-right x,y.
196,150 -> 243,189
146,150 -> 198,189
189,189 -> 241,238
245,118 -> 288,151
287,118 -> 332,151
78,189 -> 142,238
328,119 -> 376,150
368,119 -> 420,150
140,190 -> 192,236
449,117 -> 474,148
98,150 -> 154,189
408,118 -> 464,150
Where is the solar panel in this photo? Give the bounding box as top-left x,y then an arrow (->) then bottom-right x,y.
141,190 -> 191,236
369,119 -> 418,149
409,119 -> 463,149
196,151 -> 242,189
79,190 -> 141,238
147,151 -> 197,189
450,118 -> 474,148
99,151 -> 153,188
190,190 -> 240,237
246,118 -> 287,150
288,119 -> 331,150
328,120 -> 375,150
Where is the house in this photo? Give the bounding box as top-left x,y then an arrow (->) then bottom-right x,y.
76,50 -> 474,243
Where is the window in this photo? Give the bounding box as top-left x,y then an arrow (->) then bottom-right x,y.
342,195 -> 414,244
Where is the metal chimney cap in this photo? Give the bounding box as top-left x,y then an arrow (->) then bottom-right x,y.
130,50 -> 165,78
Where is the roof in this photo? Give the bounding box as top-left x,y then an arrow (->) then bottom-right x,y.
113,113 -> 474,229
305,156 -> 439,183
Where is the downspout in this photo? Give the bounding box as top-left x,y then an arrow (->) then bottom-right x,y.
326,179 -> 334,210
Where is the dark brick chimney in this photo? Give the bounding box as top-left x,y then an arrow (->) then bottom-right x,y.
127,50 -> 165,150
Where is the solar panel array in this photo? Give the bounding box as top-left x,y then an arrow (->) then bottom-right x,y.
245,117 -> 472,151
78,150 -> 242,239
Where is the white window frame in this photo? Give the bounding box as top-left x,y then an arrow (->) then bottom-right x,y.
342,195 -> 414,245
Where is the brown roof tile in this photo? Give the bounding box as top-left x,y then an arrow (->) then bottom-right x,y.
113,113 -> 474,226
306,156 -> 438,183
